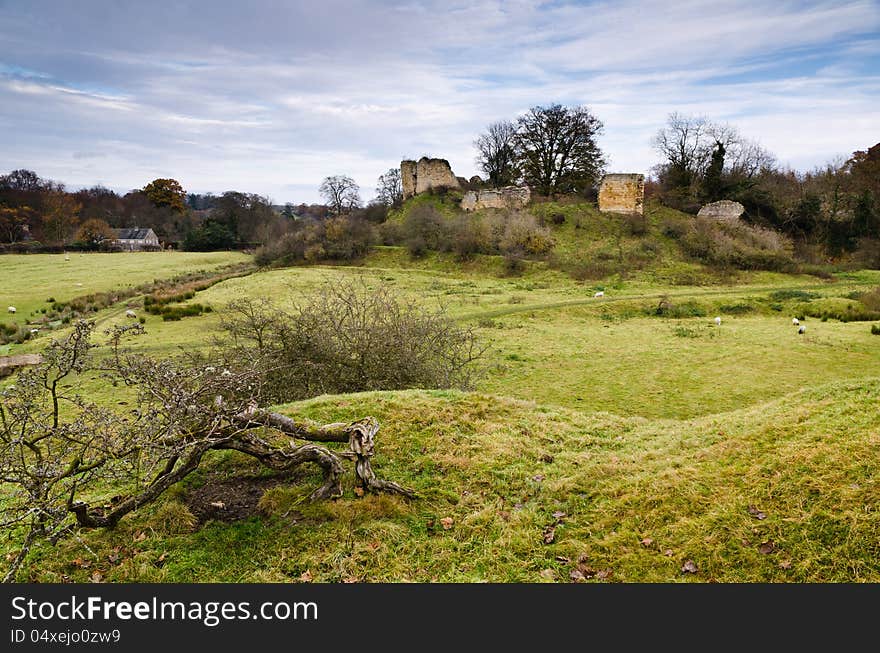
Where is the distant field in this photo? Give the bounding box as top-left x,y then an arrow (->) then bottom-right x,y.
0,251 -> 249,327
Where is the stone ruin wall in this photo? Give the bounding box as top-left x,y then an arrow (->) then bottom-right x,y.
461,186 -> 531,211
598,173 -> 645,215
697,200 -> 745,222
400,157 -> 460,198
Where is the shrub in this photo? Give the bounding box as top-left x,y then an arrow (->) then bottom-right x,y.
255,216 -> 375,265
679,216 -> 794,271
403,203 -> 448,257
219,280 -> 485,403
871,324 -> 880,335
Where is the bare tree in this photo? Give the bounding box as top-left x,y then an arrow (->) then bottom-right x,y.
375,168 -> 403,207
0,320 -> 413,582
319,175 -> 362,215
652,112 -> 713,191
475,120 -> 520,187
515,104 -> 606,196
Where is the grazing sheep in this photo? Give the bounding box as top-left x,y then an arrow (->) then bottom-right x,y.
594,291 -> 605,298
29,328 -> 39,334
125,309 -> 137,318
714,316 -> 722,326
798,325 -> 806,334
7,306 -> 15,314
64,253 -> 70,261
792,317 -> 800,326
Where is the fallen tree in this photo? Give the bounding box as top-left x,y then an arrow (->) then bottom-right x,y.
0,321 -> 414,583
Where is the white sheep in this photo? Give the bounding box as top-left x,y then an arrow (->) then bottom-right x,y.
594,291 -> 605,298
798,325 -> 806,334
7,306 -> 15,314
125,309 -> 137,318
714,316 -> 722,326
29,328 -> 39,334
792,317 -> 800,325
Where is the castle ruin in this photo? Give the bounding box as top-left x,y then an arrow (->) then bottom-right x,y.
598,173 -> 645,215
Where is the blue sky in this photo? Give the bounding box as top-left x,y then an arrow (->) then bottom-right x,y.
0,0 -> 878,203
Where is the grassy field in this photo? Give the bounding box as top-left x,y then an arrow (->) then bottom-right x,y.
0,250 -> 249,329
4,208 -> 880,582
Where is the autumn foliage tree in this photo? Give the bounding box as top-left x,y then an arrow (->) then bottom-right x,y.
143,178 -> 187,213
75,218 -> 116,247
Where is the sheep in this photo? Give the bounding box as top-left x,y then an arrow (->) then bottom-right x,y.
714,316 -> 722,326
593,291 -> 605,298
792,317 -> 800,326
798,325 -> 806,334
125,309 -> 137,319
7,306 -> 15,314
64,253 -> 70,261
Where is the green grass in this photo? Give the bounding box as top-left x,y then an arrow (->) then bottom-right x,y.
20,381 -> 880,582
4,229 -> 880,583
0,251 -> 248,328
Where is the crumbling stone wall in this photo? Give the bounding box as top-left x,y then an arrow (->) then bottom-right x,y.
400,157 -> 461,198
697,200 -> 744,222
461,186 -> 530,211
598,174 -> 645,215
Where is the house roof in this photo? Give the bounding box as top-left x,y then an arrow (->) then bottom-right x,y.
114,227 -> 155,240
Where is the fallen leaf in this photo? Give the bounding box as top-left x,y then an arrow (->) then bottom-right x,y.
300,570 -> 313,582
663,549 -> 674,557
107,552 -> 120,564
542,525 -> 556,544
681,560 -> 698,574
90,571 -> 104,583
555,555 -> 571,563
596,569 -> 613,580
552,510 -> 567,521
498,511 -> 510,521
343,576 -> 359,584
513,503 -> 525,511
779,560 -> 792,570
368,541 -> 381,551
353,487 -> 365,497
133,531 -> 146,542
758,541 -> 775,555
539,569 -> 556,580
569,569 -> 586,582
747,505 -> 767,520
440,517 -> 454,530
576,564 -> 597,578
210,501 -> 226,509
540,454 -> 555,463
532,474 -> 545,483
640,537 -> 654,547
157,552 -> 168,563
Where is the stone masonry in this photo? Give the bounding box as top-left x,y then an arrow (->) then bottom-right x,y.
460,186 -> 531,211
401,157 -> 461,198
697,200 -> 745,222
598,173 -> 645,215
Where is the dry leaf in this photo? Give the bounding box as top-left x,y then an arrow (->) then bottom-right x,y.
576,564 -> 597,578
542,525 -> 556,544
300,570 -> 313,582
440,517 -> 454,530
107,552 -> 120,564
532,474 -> 545,483
539,569 -> 556,581
552,510 -> 566,521
343,576 -> 359,584
758,541 -> 775,555
555,555 -> 571,563
540,454 -> 555,463
157,552 -> 168,563
210,501 -> 225,509
596,569 -> 613,580
90,571 -> 104,583
747,505 -> 767,520
353,487 -> 365,497
663,549 -> 674,557
681,560 -> 698,574
368,541 -> 381,551
569,569 -> 586,582
498,511 -> 510,522
779,560 -> 792,570
640,537 -> 654,547
133,531 -> 146,542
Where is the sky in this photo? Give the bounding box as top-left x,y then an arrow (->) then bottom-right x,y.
0,0 -> 878,204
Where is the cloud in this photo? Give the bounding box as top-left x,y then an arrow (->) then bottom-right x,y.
0,0 -> 878,202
